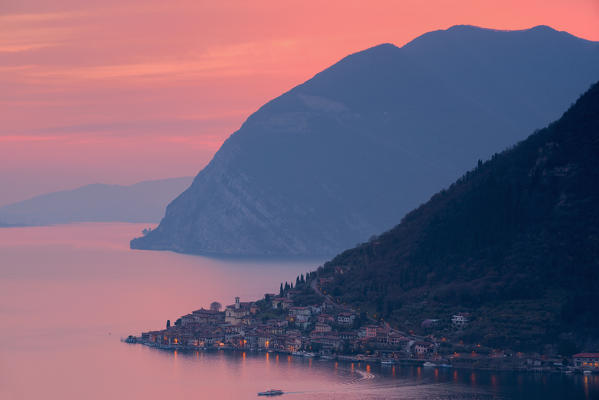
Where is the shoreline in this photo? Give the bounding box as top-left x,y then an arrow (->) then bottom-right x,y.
126,278 -> 599,379
123,338 -> 596,376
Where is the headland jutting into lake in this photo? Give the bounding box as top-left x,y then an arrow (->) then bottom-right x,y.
127,272 -> 599,375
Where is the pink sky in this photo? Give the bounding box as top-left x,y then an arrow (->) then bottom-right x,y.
1,0 -> 598,206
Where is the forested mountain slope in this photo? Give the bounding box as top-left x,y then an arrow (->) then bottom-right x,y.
317,82 -> 599,351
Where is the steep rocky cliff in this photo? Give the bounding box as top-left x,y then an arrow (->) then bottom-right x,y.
131,25 -> 599,256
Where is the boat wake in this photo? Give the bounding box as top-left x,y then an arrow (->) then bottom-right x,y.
355,369 -> 376,381
340,367 -> 377,385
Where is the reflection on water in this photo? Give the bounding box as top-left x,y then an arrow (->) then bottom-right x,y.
126,348 -> 599,400
1,223 -> 598,399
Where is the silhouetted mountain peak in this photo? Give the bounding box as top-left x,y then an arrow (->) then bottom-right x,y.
131,27 -> 599,256
350,42 -> 399,55
444,24 -> 557,33
528,24 -> 557,32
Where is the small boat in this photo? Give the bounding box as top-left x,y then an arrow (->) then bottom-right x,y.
258,389 -> 284,396
423,362 -> 437,367
303,352 -> 316,358
583,370 -> 592,375
381,360 -> 395,365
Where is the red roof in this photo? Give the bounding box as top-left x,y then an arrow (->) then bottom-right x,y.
573,353 -> 599,358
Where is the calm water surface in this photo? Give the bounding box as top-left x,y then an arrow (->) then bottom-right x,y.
1,223 -> 598,399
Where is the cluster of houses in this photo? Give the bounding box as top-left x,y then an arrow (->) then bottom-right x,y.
136,294 -> 440,362
131,291 -> 598,373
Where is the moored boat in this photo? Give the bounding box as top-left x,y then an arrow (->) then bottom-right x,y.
258,389 -> 284,396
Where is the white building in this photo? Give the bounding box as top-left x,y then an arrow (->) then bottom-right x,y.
225,297 -> 249,326
337,312 -> 355,326
451,313 -> 469,328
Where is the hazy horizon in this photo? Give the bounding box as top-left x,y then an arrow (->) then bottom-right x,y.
1,0 -> 599,205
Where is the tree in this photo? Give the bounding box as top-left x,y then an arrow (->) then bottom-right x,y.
210,301 -> 222,312
280,283 -> 284,296
166,319 -> 170,329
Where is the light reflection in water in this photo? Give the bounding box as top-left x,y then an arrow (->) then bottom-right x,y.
2,224 -> 599,400
584,375 -> 589,399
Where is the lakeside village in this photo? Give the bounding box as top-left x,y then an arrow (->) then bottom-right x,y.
126,273 -> 599,375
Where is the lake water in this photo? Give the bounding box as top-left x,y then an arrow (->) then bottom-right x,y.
1,223 -> 598,399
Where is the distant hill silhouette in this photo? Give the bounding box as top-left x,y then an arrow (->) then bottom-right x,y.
132,25 -> 599,256
0,177 -> 193,225
317,81 -> 599,352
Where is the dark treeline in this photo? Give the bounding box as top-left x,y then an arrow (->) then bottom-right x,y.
316,82 -> 599,353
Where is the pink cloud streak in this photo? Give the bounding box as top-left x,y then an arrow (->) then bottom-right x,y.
1,0 -> 598,205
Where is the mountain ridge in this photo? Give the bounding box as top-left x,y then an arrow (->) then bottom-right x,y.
0,176 -> 193,225
315,81 -> 599,351
132,24 -> 599,256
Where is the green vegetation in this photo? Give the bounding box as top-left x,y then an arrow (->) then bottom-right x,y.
317,82 -> 599,353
